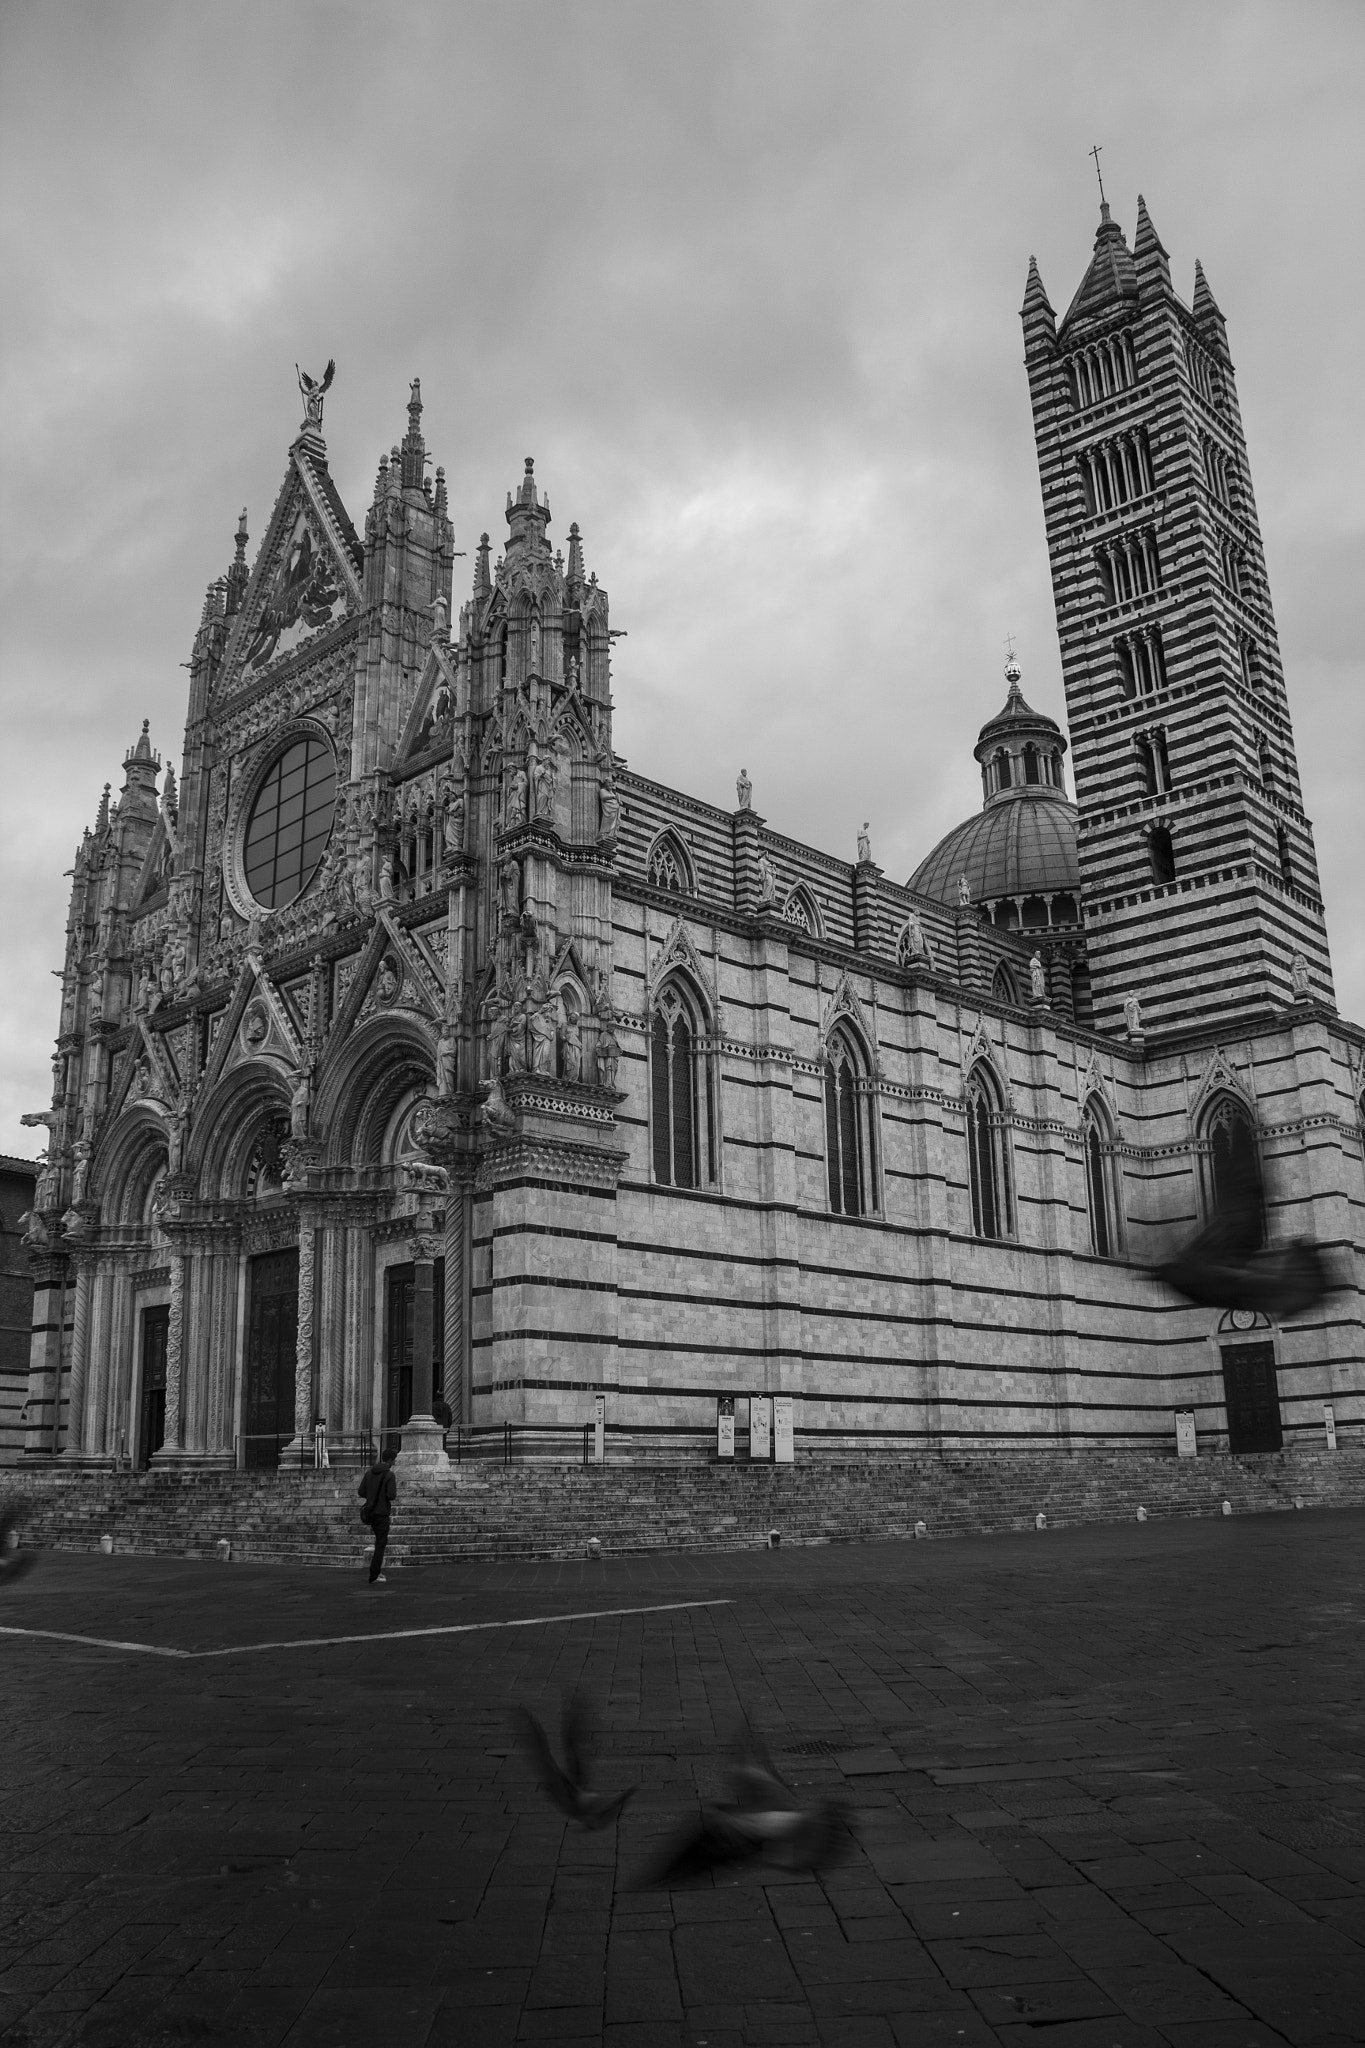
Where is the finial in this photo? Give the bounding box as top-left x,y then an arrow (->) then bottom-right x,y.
234,510 -> 248,560
1089,141 -> 1107,215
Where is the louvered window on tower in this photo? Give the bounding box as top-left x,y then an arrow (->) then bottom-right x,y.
650,984 -> 713,1188
965,1068 -> 1011,1241
823,1029 -> 873,1218
1240,637 -> 1259,692
1256,732 -> 1274,791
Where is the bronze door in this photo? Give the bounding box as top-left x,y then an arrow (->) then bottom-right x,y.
1220,1342 -> 1282,1454
138,1305 -> 169,1468
385,1260 -> 444,1453
244,1249 -> 299,1468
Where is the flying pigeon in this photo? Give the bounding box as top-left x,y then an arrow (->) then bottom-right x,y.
0,1510 -> 37,1586
638,1718 -> 850,1886
519,1691 -> 635,1830
1156,1143 -> 1335,1319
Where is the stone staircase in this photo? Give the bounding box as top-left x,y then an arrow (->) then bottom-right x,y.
6,1445 -> 1364,1568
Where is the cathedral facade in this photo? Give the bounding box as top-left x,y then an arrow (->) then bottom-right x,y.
14,198 -> 1365,1472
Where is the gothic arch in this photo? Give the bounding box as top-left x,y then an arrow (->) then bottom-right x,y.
992,961 -> 1021,1006
782,883 -> 823,938
645,828 -> 695,896
964,1060 -> 1013,1241
92,1109 -> 170,1226
823,1021 -> 877,1218
649,968 -> 718,1191
1198,1090 -> 1262,1232
315,1011 -> 437,1171
187,1064 -> 293,1199
1081,1092 -> 1123,1258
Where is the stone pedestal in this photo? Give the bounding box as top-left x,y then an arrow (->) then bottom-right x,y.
396,1410 -> 449,1470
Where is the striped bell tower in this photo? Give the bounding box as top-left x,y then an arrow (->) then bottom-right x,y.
1021,196 -> 1335,1037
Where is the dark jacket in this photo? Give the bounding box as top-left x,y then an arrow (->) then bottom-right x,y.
359,1463 -> 397,1519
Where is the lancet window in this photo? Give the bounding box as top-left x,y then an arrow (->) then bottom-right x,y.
992,963 -> 1020,1006
823,1027 -> 875,1218
1082,1099 -> 1121,1259
1220,537 -> 1246,598
1202,435 -> 1235,507
650,981 -> 715,1189
1239,635 -> 1260,693
1255,730 -> 1274,792
965,1065 -> 1011,1241
1276,823 -> 1294,890
1184,334 -> 1222,408
782,885 -> 819,936
1202,1095 -> 1262,1238
1148,825 -> 1176,886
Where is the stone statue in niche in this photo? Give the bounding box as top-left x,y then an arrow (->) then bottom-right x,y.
527,971 -> 558,1075
136,966 -> 156,1013
1290,952 -> 1311,998
87,979 -> 103,1025
442,787 -> 464,858
736,767 -> 752,811
506,767 -> 528,829
533,752 -> 557,821
33,1152 -> 59,1212
1029,952 -> 1046,1003
500,964 -> 529,1076
858,822 -> 871,865
484,978 -> 512,1079
598,778 -> 621,844
957,874 -> 972,907
560,1009 -> 582,1083
902,915 -> 927,960
290,1068 -> 312,1140
1123,991 -> 1143,1037
757,853 -> 778,908
375,960 -> 400,1006
499,857 -> 521,920
592,968 -> 619,1089
166,1112 -> 186,1175
435,1020 -> 456,1098
70,1139 -> 92,1207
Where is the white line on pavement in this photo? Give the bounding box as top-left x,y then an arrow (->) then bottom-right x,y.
0,1597 -> 732,1661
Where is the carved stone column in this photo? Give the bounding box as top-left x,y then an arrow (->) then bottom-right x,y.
160,1250 -> 186,1453
59,1255 -> 94,1458
443,1180 -> 467,1427
292,1212 -> 317,1447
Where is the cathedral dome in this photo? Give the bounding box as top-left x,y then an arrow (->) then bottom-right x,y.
908,660 -> 1081,929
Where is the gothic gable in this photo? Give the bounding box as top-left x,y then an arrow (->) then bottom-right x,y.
820,971 -> 880,1072
218,450 -> 362,693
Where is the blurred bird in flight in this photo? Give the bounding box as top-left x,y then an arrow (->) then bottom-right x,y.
519,1691 -> 635,1829
639,1717 -> 850,1885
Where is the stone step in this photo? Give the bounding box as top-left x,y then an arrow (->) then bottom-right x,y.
7,1446 -> 1361,1566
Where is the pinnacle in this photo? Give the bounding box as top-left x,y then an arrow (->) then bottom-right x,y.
1022,255 -> 1054,315
1192,257 -> 1224,323
1134,193 -> 1169,261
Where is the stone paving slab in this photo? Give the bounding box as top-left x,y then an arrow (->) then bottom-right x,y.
0,1509 -> 1363,2044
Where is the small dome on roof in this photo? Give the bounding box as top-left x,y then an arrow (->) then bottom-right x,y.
908,659 -> 1079,921
909,792 -> 1079,907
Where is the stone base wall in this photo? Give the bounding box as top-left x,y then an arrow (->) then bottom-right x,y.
6,1445 -> 1364,1569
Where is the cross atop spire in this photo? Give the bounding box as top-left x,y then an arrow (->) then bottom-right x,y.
1089,142 -> 1107,213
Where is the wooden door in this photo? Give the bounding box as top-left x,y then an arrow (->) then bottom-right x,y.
1220,1342 -> 1282,1454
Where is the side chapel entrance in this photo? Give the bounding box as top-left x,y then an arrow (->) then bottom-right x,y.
138,1305 -> 169,1468
244,1249 -> 299,1467
384,1259 -> 444,1453
1220,1341 -> 1283,1454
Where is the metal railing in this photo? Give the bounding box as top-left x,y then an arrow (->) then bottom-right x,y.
235,1428 -> 376,1472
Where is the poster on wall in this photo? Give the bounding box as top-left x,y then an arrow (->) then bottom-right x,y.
1175,1410 -> 1197,1459
717,1396 -> 735,1459
593,1393 -> 605,1463
1324,1403 -> 1337,1450
749,1395 -> 771,1461
773,1395 -> 794,1464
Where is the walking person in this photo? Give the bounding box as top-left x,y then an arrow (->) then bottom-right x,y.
358,1447 -> 397,1584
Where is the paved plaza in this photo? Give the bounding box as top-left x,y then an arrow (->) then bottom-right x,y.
2,1508 -> 1364,2048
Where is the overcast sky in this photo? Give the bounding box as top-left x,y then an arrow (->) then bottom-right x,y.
1,0 -> 1361,1159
